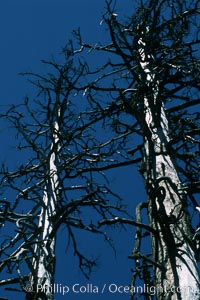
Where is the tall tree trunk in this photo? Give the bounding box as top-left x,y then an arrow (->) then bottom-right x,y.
29,113 -> 60,300
138,32 -> 200,299
144,106 -> 200,299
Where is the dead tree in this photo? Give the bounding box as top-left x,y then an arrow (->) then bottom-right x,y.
0,56 -> 134,299
68,0 -> 200,298
0,0 -> 200,299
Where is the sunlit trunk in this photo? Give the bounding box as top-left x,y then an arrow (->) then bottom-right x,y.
138,31 -> 200,299
29,114 -> 60,300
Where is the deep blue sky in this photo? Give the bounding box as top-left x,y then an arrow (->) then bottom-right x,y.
0,0 -> 108,105
0,1 -> 146,300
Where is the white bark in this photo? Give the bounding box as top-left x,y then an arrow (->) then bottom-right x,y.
138,32 -> 200,299
32,115 -> 60,299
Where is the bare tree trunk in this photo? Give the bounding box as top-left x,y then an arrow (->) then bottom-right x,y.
138,31 -> 200,299
30,113 -> 60,300
144,108 -> 200,299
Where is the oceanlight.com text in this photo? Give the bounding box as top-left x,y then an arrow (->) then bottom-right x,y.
35,282 -> 200,296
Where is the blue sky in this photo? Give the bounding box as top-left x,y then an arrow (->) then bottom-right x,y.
0,0 -> 107,104
0,1 -> 146,300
